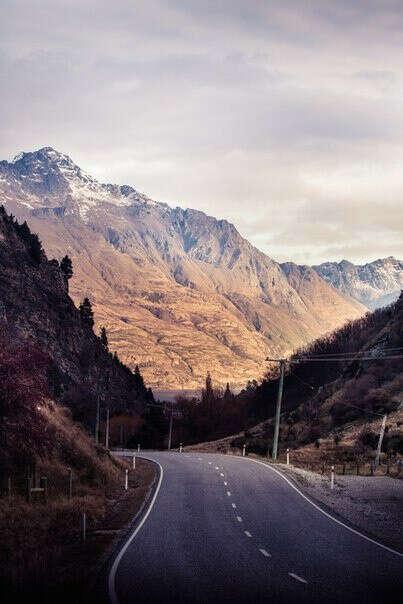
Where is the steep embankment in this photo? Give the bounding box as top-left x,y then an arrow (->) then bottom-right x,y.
0,206 -> 156,601
0,147 -> 365,389
188,294 -> 403,466
0,204 -> 149,423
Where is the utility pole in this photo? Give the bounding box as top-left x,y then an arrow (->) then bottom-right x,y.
374,414 -> 387,469
105,408 -> 110,450
95,381 -> 101,444
168,403 -> 173,451
270,359 -> 286,462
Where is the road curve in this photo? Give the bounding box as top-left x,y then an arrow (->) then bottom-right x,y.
110,452 -> 402,604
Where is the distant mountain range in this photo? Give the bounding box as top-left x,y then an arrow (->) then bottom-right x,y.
0,147 -> 375,389
313,257 -> 403,310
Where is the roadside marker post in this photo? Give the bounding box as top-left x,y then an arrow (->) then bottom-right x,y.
132,454 -> 136,470
286,448 -> 290,466
331,465 -> 335,490
179,443 -> 183,453
137,444 -> 140,452
242,444 -> 246,457
125,469 -> 129,491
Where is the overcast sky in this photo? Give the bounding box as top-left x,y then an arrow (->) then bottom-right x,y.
1,1 -> 402,264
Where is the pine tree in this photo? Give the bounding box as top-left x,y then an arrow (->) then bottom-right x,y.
100,326 -> 108,349
202,371 -> 214,403
224,382 -> 233,402
79,297 -> 94,329
60,255 -> 73,280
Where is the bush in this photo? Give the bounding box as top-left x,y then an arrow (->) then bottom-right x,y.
359,429 -> 379,449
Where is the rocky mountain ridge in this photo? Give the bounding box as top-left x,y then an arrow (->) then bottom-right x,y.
313,257 -> 403,310
0,147 -> 365,390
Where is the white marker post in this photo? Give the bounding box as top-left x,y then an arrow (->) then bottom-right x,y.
179,443 -> 183,453
132,454 -> 136,470
286,448 -> 290,466
330,465 -> 335,490
125,469 -> 129,491
137,444 -> 140,452
82,511 -> 86,542
242,444 -> 246,457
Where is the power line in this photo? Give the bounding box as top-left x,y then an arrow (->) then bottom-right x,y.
288,368 -> 316,391
295,347 -> 403,359
293,355 -> 403,362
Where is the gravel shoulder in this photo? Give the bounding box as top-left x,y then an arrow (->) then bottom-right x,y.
276,462 -> 403,554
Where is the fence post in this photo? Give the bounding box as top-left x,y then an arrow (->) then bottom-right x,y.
40,476 -> 48,503
286,448 -> 290,466
356,462 -> 360,476
82,512 -> 86,542
125,469 -> 129,491
370,460 -> 375,476
321,463 -> 325,475
25,476 -> 32,503
242,444 -> 246,457
7,476 -> 12,500
330,465 -> 335,490
68,467 -> 73,499
342,463 -> 346,475
132,454 -> 136,470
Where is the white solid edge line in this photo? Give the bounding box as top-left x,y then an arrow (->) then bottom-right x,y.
232,503 -> 237,508
227,491 -> 231,496
108,459 -> 164,604
224,481 -> 228,486
237,516 -> 243,522
243,457 -> 403,558
289,572 -> 308,584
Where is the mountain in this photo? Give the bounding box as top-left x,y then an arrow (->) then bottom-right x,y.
313,257 -> 403,310
0,147 -> 365,390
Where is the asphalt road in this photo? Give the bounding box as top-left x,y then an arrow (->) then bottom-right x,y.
110,452 -> 403,604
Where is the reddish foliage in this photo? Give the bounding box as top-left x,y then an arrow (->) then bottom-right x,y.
0,327 -> 53,470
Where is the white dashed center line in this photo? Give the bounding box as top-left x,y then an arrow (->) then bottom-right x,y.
224,481 -> 228,486
208,462 -> 212,465
244,531 -> 252,538
215,466 -> 219,470
227,491 -> 231,496
289,573 -> 308,584
220,473 -> 224,477
259,548 -> 271,558
232,503 -> 237,509
236,516 -> 243,522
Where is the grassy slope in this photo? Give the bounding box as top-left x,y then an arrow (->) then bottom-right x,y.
0,400 -> 156,603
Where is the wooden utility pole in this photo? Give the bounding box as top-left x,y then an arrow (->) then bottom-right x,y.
374,414 -> 387,469
105,408 -> 110,450
270,359 -> 286,462
168,403 -> 173,451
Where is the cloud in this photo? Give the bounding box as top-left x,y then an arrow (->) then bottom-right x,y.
0,0 -> 402,264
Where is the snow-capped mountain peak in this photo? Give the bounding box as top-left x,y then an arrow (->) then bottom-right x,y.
1,147 -> 148,220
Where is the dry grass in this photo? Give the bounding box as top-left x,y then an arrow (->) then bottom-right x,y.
0,402 -> 156,603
